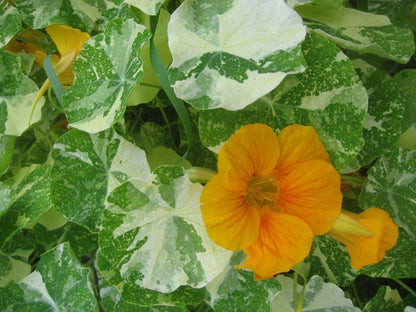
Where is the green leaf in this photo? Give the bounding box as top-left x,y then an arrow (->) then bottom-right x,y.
305,235 -> 357,287
199,32 -> 368,170
0,51 -> 45,136
62,18 -> 151,133
363,286 -> 403,312
13,0 -> 108,31
368,0 -> 416,31
96,252 -> 206,307
352,59 -> 405,166
0,134 -> 16,176
392,69 -> 416,150
98,165 -> 232,292
168,0 -> 307,110
127,9 -> 172,106
0,249 -> 31,287
109,0 -> 166,16
0,243 -> 99,311
51,127 -> 151,232
359,229 -> 416,278
0,164 -> 51,248
272,275 -> 360,311
0,0 -> 22,48
206,251 -> 281,312
359,148 -> 416,240
296,5 -> 415,63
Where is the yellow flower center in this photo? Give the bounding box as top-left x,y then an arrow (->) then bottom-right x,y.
245,175 -> 277,209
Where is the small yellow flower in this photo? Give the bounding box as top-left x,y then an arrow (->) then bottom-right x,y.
330,208 -> 399,270
200,124 -> 342,280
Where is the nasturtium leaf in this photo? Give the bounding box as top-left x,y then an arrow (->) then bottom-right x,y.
51,127 -> 151,232
134,122 -> 177,152
0,250 -> 31,287
363,286 -> 403,312
352,59 -> 405,166
13,0 -> 107,31
206,251 -> 281,312
98,165 -> 232,292
296,5 -> 415,63
359,229 -> 416,278
97,254 -> 205,308
0,135 -> 16,176
127,9 -> 172,105
305,235 -> 357,287
0,164 -> 51,248
286,0 -> 343,9
368,0 -> 416,31
147,146 -> 191,171
406,307 -> 416,312
32,222 -> 98,260
0,243 -> 99,311
199,32 -> 368,170
272,275 -> 360,312
0,51 -> 45,136
359,148 -> 416,240
168,0 -> 307,110
62,18 -> 151,133
392,69 -> 416,150
0,0 -> 22,48
108,0 -> 166,16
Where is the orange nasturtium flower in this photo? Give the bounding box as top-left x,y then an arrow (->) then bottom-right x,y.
200,124 -> 343,280
330,208 -> 399,270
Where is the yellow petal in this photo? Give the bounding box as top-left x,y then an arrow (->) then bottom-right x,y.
218,124 -> 280,181
330,208 -> 399,270
235,211 -> 313,279
278,159 -> 342,235
200,174 -> 260,251
276,125 -> 330,179
46,24 -> 90,57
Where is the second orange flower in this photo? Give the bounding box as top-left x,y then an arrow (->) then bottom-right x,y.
200,123 -> 342,280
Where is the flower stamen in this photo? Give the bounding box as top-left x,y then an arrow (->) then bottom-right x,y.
245,175 -> 277,209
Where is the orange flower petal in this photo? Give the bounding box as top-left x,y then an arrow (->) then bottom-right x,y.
276,125 -> 330,178
330,208 -> 399,270
200,174 -> 260,251
218,124 -> 280,181
235,211 -> 313,279
278,159 -> 342,235
46,24 -> 90,57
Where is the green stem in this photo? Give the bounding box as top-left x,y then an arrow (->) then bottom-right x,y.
295,284 -> 306,312
293,272 -> 299,310
394,278 -> 416,299
351,281 -> 363,309
48,87 -> 63,113
15,35 -> 56,53
341,174 -> 366,185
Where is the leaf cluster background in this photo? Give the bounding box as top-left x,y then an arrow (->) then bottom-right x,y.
0,0 -> 416,311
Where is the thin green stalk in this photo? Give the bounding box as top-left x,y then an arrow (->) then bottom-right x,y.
394,278 -> 416,299
341,174 -> 366,186
295,284 -> 306,312
351,281 -> 363,309
48,87 -> 63,113
44,54 -> 64,105
293,272 -> 299,310
15,34 -> 56,53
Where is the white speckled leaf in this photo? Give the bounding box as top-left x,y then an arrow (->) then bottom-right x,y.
62,18 -> 151,133
168,0 -> 307,110
392,69 -> 416,150
0,1 -> 22,48
51,127 -> 151,232
363,286 -> 403,312
305,235 -> 357,287
368,0 -> 416,31
352,59 -> 405,166
206,251 -> 281,312
13,0 -> 108,31
272,275 -> 360,312
114,0 -> 166,15
97,254 -> 205,307
0,243 -> 99,311
199,32 -> 368,170
0,164 -> 51,248
286,0 -> 343,9
98,165 -> 232,292
359,148 -> 416,240
296,5 -> 415,63
0,51 -> 44,136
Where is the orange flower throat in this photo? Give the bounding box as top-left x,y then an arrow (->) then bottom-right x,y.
245,175 -> 277,209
